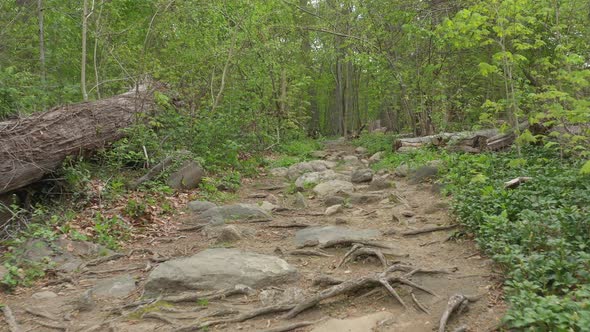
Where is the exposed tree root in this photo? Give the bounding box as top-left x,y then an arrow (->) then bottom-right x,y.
178,224 -> 207,232
284,263 -> 450,319
312,275 -> 344,287
176,304 -> 296,332
337,244 -> 388,268
411,291 -> 430,314
1,305 -> 21,332
33,320 -> 67,330
267,223 -> 314,228
438,294 -> 471,332
142,311 -> 177,325
319,239 -> 394,249
260,319 -> 323,332
163,284 -> 254,303
82,253 -> 126,268
83,265 -> 144,275
402,225 -> 458,236
289,249 -> 332,257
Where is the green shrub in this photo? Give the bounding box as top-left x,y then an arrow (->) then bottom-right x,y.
352,132 -> 396,155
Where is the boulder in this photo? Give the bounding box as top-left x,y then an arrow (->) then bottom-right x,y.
369,151 -> 384,163
369,176 -> 394,191
92,274 -> 136,299
349,193 -> 383,205
351,169 -> 374,183
394,164 -> 410,177
270,167 -> 288,178
409,165 -> 439,183
200,204 -> 271,224
324,196 -> 345,207
217,225 -> 243,243
292,192 -> 308,209
144,249 -> 297,294
355,147 -> 368,154
187,200 -> 216,213
31,291 -> 58,300
295,170 -> 347,189
342,155 -> 359,163
294,226 -> 380,246
312,180 -> 354,197
260,201 -> 279,212
167,161 -> 204,190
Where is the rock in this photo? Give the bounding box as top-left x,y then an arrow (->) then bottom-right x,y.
334,218 -> 348,225
324,196 -> 345,207
74,290 -> 96,312
342,155 -> 359,164
295,170 -> 347,189
270,167 -> 288,177
369,151 -> 384,163
259,287 -> 305,306
188,200 -> 217,213
311,312 -> 394,332
394,164 -> 410,177
217,225 -> 242,243
200,204 -> 271,224
311,151 -> 328,159
31,291 -> 58,300
351,169 -> 374,183
312,180 -> 354,197
349,193 -> 383,205
92,274 -> 136,299
355,147 -> 368,154
294,226 -> 380,246
145,249 -> 297,294
292,192 -> 308,209
167,160 -> 204,190
409,165 -> 439,183
401,210 -> 415,217
21,239 -> 53,262
325,204 -> 343,216
369,176 -> 394,190
260,201 -> 278,212
286,160 -> 337,180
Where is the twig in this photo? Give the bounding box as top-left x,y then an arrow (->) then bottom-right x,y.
288,249 -> 332,257
438,294 -> 468,332
1,305 -> 21,332
411,291 -> 430,314
319,239 -> 394,249
402,225 -> 458,236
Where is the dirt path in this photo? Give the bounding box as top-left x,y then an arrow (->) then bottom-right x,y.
0,141 -> 505,332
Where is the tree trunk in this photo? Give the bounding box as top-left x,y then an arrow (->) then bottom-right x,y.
37,0 -> 46,87
81,0 -> 89,101
0,88 -> 153,195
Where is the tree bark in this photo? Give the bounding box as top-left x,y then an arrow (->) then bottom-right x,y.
0,88 -> 153,195
81,0 -> 89,101
37,0 -> 46,87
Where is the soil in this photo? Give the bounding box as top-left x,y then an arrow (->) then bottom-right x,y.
0,141 -> 506,332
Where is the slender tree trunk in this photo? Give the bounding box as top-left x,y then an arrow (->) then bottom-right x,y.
93,0 -> 104,99
37,0 -> 46,87
81,0 -> 89,101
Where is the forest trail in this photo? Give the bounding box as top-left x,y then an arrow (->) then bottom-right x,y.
0,140 -> 505,332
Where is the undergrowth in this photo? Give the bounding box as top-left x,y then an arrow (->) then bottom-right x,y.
354,132 -> 590,331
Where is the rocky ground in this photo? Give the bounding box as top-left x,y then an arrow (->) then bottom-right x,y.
0,140 -> 506,332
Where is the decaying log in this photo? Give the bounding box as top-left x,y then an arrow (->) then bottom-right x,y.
393,129 -> 499,152
0,86 -> 153,195
504,177 -> 532,189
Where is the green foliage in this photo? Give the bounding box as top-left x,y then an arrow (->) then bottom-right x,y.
277,138 -> 322,158
442,146 -> 590,330
352,132 -> 396,155
92,213 -> 130,250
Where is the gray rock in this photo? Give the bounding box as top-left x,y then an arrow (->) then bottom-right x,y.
292,192 -> 308,209
325,204 -> 343,216
74,290 -> 96,312
92,274 -> 136,299
410,165 -> 439,183
342,155 -> 359,164
286,160 -> 337,180
167,161 -> 204,190
217,225 -> 242,243
324,196 -> 345,207
200,204 -> 271,224
144,249 -> 297,294
22,239 -> 53,262
295,170 -> 347,189
369,151 -> 384,163
188,200 -> 217,213
55,238 -> 111,258
31,291 -> 58,300
311,312 -> 394,332
259,287 -> 305,306
311,151 -> 328,159
312,180 -> 354,197
355,147 -> 368,154
270,167 -> 289,178
394,164 -> 410,177
401,210 -> 415,217
295,226 -> 380,246
260,201 -> 278,212
351,169 -> 374,183
349,193 -> 383,205
368,176 -> 394,190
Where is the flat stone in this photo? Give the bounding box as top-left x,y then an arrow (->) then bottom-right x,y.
295,170 -> 347,189
260,201 -> 278,212
286,160 -> 337,180
325,204 -> 343,216
31,291 -> 58,300
270,167 -> 288,177
200,204 -> 271,224
144,249 -> 298,294
217,225 -> 242,243
294,226 -> 380,246
167,161 -> 204,190
369,176 -> 394,190
187,200 -> 217,213
92,274 -> 136,299
350,193 -> 383,205
369,151 -> 384,163
312,180 -> 354,197
351,169 -> 374,183
311,312 -> 394,332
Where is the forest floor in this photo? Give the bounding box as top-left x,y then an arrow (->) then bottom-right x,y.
0,140 -> 506,332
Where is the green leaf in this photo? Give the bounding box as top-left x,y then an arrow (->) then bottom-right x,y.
580,160 -> 590,175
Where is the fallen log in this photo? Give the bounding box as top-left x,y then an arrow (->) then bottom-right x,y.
393,128 -> 499,152
0,86 -> 153,195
